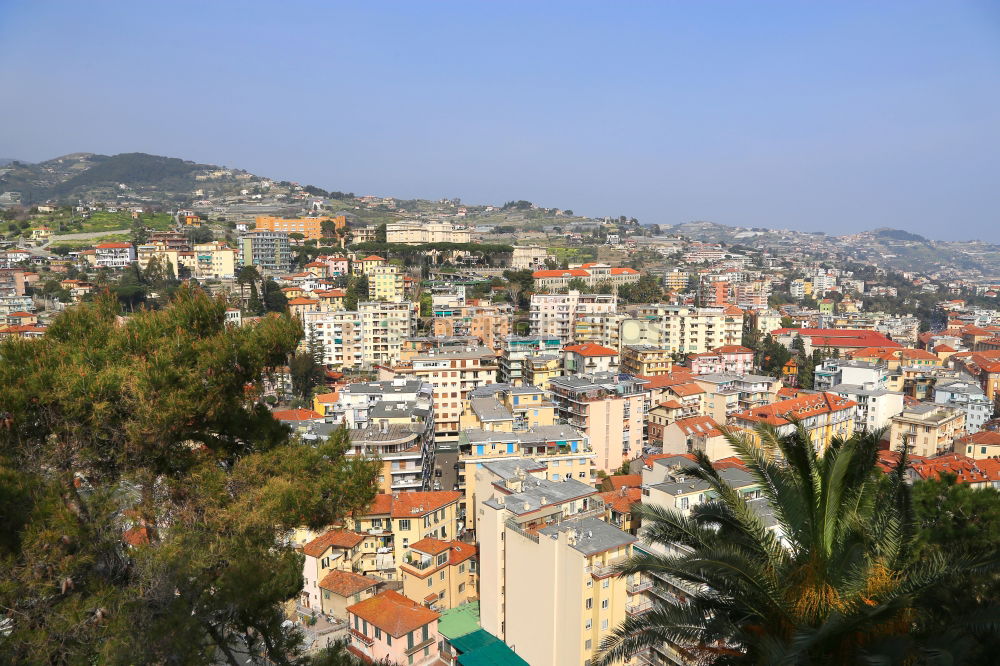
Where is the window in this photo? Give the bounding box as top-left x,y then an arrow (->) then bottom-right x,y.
585,619 -> 592,629
323,590 -> 330,599
422,625 -> 429,643
585,640 -> 592,650
680,496 -> 689,510
602,579 -> 609,589
375,628 -> 381,640
399,519 -> 410,530
552,473 -> 560,481
458,563 -> 465,573
428,578 -> 433,587
353,593 -> 361,603
601,619 -> 609,630
407,631 -> 414,649
586,579 -> 593,588
386,634 -> 391,646
585,598 -> 593,609
437,553 -> 448,566
601,599 -> 608,609
459,582 -> 465,593
440,571 -> 446,581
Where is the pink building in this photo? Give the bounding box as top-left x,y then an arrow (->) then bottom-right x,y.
688,345 -> 755,375
317,255 -> 350,276
347,590 -> 441,665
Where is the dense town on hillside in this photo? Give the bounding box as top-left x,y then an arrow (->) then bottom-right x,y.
3,185 -> 1000,665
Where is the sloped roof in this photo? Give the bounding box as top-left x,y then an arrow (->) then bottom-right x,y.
734,392 -> 856,426
347,590 -> 439,637
563,342 -> 618,357
303,529 -> 366,557
319,569 -> 378,597
364,491 -> 463,518
272,408 -> 322,421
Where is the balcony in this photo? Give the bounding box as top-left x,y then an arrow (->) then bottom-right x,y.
348,628 -> 374,647
403,557 -> 435,571
626,601 -> 654,616
627,579 -> 653,594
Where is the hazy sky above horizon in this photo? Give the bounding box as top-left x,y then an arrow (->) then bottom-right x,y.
1,1 -> 999,241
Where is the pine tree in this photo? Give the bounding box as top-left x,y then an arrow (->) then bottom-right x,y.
0,287 -> 379,664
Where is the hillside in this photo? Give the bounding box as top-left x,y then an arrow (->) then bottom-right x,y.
0,152 -> 239,205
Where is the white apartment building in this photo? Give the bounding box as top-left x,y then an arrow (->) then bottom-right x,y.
386,221 -> 471,245
634,304 -> 744,355
510,245 -> 552,270
529,291 -> 617,344
94,242 -> 136,268
829,383 -> 905,432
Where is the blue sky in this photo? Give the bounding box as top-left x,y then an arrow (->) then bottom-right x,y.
1,1 -> 998,240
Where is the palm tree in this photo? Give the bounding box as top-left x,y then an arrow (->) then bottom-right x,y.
596,424 -> 998,665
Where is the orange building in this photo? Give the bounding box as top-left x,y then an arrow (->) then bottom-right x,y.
254,215 -> 345,240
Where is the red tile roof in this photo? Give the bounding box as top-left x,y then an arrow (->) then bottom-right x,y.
771,328 -> 900,349
96,242 -> 133,249
409,537 -> 451,556
606,474 -> 641,490
364,491 -> 463,518
347,590 -> 439,637
360,255 -> 385,261
303,529 -> 366,557
449,541 -> 476,566
532,269 -> 589,278
673,415 -> 723,437
610,267 -> 639,275
319,569 -> 379,597
599,487 -> 642,514
733,392 -> 856,426
287,297 -> 320,305
638,371 -> 695,388
563,342 -> 618,357
272,408 -> 323,421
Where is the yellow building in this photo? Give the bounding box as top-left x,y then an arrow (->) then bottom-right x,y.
523,354 -> 562,390
298,529 -> 370,612
730,392 -> 857,453
369,265 -> 405,302
192,241 -> 237,279
399,538 -> 477,611
317,569 -> 380,619
621,345 -> 674,376
350,491 -> 464,574
476,465 -> 634,666
255,215 -> 344,241
458,386 -> 555,433
889,403 -> 966,458
316,289 -> 346,311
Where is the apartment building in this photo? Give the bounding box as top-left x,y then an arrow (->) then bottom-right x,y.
530,291 -> 617,344
368,264 -> 405,302
303,301 -> 416,369
814,359 -> 890,391
576,314 -> 664,350
550,372 -> 650,472
690,372 -> 780,424
385,346 -> 499,442
889,403 -> 966,458
958,430 -> 1000,460
386,220 -> 471,244
399,538 -> 477,611
431,303 -> 513,351
688,344 -> 755,375
238,229 -> 291,273
476,464 -> 634,666
499,335 -> 563,384
523,354 -> 562,390
346,590 -> 442,665
934,380 -> 993,433
299,529 -> 373,612
620,345 -> 674,377
829,383 -> 904,432
94,242 -> 136,268
458,385 -> 555,433
730,392 -> 857,453
452,427 -> 595,529
192,241 -> 237,278
510,244 -> 551,270
635,304 -> 744,355
562,342 -> 620,375
254,215 -> 344,241
350,491 -> 465,574
347,402 -> 436,494
950,351 -> 1000,407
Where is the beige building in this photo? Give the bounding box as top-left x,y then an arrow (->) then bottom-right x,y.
510,244 -> 552,270
317,570 -> 380,619
889,403 -> 966,458
730,392 -> 857,454
476,464 -> 635,666
523,354 -> 562,390
399,538 -> 477,611
192,241 -> 237,279
298,529 -> 371,611
634,304 -> 744,355
550,373 -> 650,472
386,221 -> 471,245
431,304 -> 513,351
531,263 -> 641,291
304,301 -> 417,369
382,347 -> 499,442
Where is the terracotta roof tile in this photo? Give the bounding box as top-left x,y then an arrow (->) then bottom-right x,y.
319,569 -> 379,597
347,590 -> 439,637
303,529 -> 366,557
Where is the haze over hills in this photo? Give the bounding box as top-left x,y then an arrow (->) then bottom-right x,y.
3,151 -> 999,276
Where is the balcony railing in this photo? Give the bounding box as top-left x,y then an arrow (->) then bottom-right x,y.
626,601 -> 654,616
348,628 -> 374,647
627,579 -> 653,594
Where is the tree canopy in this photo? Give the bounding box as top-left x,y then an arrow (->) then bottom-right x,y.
0,288 -> 379,664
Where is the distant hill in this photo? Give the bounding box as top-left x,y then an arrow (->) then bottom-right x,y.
874,228 -> 928,243
0,158 -> 21,167
0,152 -> 221,205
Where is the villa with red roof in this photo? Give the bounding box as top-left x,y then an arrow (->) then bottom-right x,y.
531,262 -> 640,290
94,241 -> 136,268
400,538 -> 478,611
688,344 -> 755,375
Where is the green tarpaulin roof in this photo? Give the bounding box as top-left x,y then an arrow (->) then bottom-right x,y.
457,640 -> 530,666
450,629 -> 498,653
437,601 -> 481,640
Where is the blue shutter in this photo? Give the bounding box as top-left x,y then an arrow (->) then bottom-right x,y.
476,445 -> 484,455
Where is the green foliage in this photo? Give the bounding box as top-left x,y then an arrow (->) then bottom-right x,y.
375,223 -> 387,243
419,291 -> 432,317
290,351 -> 325,398
49,153 -> 208,197
596,427 -> 1000,665
343,275 -> 368,311
617,273 -> 663,304
0,289 -> 379,664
